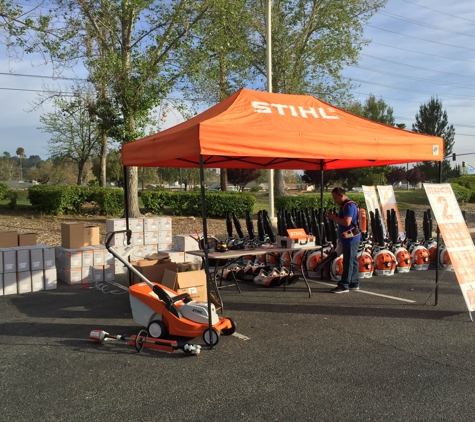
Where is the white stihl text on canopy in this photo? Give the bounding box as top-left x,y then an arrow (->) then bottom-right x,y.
252,101 -> 339,119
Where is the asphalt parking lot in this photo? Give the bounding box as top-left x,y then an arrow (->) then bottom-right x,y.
1,266 -> 475,422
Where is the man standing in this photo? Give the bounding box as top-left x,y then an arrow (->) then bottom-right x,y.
326,187 -> 361,293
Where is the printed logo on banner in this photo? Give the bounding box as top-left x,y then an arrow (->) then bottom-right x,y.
424,183 -> 475,312
362,185 -> 387,236
377,185 -> 405,241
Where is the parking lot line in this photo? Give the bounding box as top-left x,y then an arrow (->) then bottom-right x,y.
309,280 -> 416,303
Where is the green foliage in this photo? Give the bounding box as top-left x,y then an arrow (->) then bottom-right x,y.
0,183 -> 10,200
275,193 -> 366,212
450,183 -> 471,204
450,176 -> 475,202
141,191 -> 255,218
28,185 -> 124,216
348,94 -> 395,126
5,190 -> 18,209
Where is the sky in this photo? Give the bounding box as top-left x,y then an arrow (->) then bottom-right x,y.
1,0 -> 475,167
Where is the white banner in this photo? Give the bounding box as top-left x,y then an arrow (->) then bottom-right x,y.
377,185 -> 405,241
362,185 -> 386,236
424,183 -> 475,313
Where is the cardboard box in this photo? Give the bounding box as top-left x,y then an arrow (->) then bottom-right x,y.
143,217 -> 159,231
184,253 -> 203,266
18,232 -> 36,246
31,269 -> 44,292
44,268 -> 57,290
84,226 -> 100,246
3,272 -> 17,295
157,217 -> 172,230
104,265 -> 115,281
174,234 -> 198,252
17,271 -> 32,294
167,250 -> 185,263
130,260 -> 177,285
158,231 -> 173,243
36,245 -> 55,269
81,267 -> 93,283
92,266 -> 104,282
30,247 -> 44,270
82,248 -> 94,267
142,244 -> 158,258
177,262 -> 201,272
55,247 -> 82,268
13,247 -> 30,272
144,231 -> 159,245
92,247 -> 106,266
128,218 -> 144,233
161,269 -> 206,302
276,228 -> 316,249
0,231 -> 18,248
1,248 -> 16,273
106,218 -> 127,232
60,267 -> 82,285
61,223 -> 84,249
158,242 -> 173,251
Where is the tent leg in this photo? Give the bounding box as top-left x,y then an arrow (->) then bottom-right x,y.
199,155 -> 214,349
123,165 -> 132,287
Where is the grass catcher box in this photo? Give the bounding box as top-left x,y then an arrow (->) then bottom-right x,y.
161,269 -> 206,302
61,223 -> 84,249
0,231 -> 18,248
130,259 -> 177,285
276,228 -> 316,249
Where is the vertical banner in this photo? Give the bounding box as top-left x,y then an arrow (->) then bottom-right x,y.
424,183 -> 475,312
362,185 -> 386,236
377,185 -> 405,241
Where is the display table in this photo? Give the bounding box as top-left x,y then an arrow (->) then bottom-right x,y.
186,244 -> 322,311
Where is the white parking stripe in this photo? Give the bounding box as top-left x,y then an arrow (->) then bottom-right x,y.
309,280 -> 416,303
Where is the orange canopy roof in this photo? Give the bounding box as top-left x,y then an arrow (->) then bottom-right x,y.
121,88 -> 444,170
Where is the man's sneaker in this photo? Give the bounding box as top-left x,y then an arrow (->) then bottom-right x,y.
331,286 -> 349,294
349,286 -> 360,291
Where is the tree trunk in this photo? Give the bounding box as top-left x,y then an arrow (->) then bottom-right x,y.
220,168 -> 227,191
126,166 -> 141,217
100,131 -> 107,187
274,169 -> 286,196
77,161 -> 85,185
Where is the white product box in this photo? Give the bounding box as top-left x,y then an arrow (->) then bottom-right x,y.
82,248 -> 94,267
128,218 -> 144,233
174,235 -> 198,252
158,231 -> 173,244
157,217 -> 172,231
44,268 -> 57,290
184,253 -> 203,266
0,274 -> 3,295
167,250 -> 185,263
61,267 -> 82,285
30,247 -> 44,271
143,217 -> 159,231
158,242 -> 173,251
114,260 -> 127,274
13,247 -> 31,272
143,244 -> 158,258
82,266 -> 93,283
3,272 -> 17,295
92,247 -> 106,266
35,245 -> 55,269
107,232 -> 128,247
0,248 -> 16,273
55,247 -> 83,268
105,249 -> 115,265
92,266 -> 104,282
144,231 -> 159,245
104,265 -> 115,281
131,245 -> 145,261
31,269 -> 44,292
131,232 -> 144,246
106,218 -> 127,232
17,271 -> 32,294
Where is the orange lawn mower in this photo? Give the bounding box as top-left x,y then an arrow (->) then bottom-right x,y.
106,231 -> 236,347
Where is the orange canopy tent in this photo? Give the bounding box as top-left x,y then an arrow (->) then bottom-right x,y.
122,88 -> 444,170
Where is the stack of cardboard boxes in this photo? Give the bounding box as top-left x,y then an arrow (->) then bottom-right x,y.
56,223 -> 114,285
0,230 -> 56,295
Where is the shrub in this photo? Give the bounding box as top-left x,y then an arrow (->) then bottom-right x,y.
0,183 -> 10,201
450,183 -> 471,204
275,192 -> 366,212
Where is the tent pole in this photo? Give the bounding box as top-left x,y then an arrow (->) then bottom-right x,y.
123,165 -> 132,287
199,155 -> 214,349
434,160 -> 443,305
320,163 -> 325,275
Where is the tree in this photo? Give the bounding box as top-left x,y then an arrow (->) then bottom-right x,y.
412,97 -> 455,182
92,149 -> 123,187
406,166 -> 425,189
227,169 -> 262,192
16,147 -> 25,181
386,166 -> 407,186
39,88 -> 101,185
349,94 -> 395,126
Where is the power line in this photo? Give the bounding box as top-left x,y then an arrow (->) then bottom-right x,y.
0,71 -> 85,81
401,0 -> 475,24
0,87 -> 73,94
